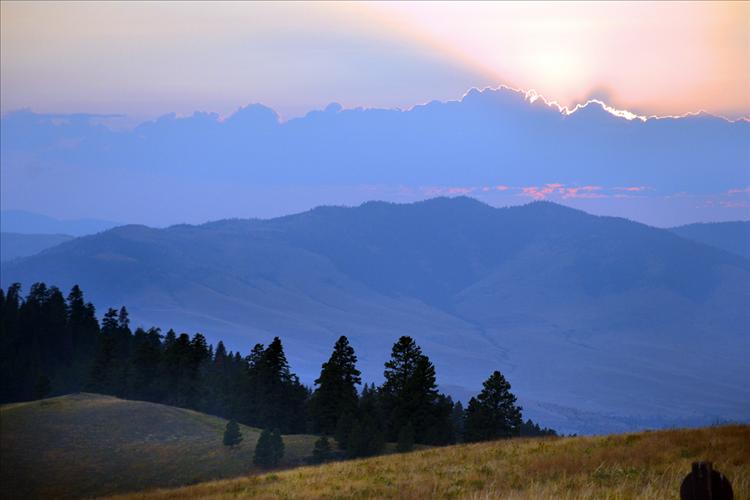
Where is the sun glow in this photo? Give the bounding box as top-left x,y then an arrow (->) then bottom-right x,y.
366,1 -> 750,118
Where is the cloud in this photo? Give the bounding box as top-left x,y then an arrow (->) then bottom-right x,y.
521,184 -> 561,200
2,86 -> 747,226
720,200 -> 748,208
521,184 -> 608,200
727,186 -> 750,195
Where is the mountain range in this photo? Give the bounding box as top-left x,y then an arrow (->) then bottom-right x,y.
1,198 -> 748,434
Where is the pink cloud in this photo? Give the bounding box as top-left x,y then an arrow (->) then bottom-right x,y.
446,187 -> 474,195
420,186 -> 478,197
495,185 -> 510,191
720,200 -> 748,208
521,185 -> 558,200
521,183 -> 609,200
727,186 -> 750,195
561,185 -> 606,199
614,186 -> 649,192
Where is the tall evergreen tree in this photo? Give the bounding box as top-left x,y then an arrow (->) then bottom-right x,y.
128,327 -> 163,400
310,336 -> 361,434
396,422 -> 415,452
380,336 -> 445,444
0,283 -> 25,401
464,370 -> 522,442
254,428 -> 284,468
248,337 -> 308,433
66,285 -> 100,387
451,401 -> 466,443
345,383 -> 385,458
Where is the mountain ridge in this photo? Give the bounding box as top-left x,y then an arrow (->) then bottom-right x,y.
2,198 -> 748,434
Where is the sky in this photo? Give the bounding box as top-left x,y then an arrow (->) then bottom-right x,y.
0,1 -> 748,227
1,1 -> 748,121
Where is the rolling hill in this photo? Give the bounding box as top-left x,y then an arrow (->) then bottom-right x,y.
117,424 -> 750,499
0,232 -> 74,262
670,221 -> 750,260
2,198 -> 749,434
0,210 -> 119,236
0,393 -> 319,499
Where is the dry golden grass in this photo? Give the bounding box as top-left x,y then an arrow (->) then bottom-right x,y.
120,425 -> 750,500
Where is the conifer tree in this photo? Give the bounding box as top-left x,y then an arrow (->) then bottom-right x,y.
270,428 -> 285,465
223,419 -> 243,447
464,370 -> 522,442
310,336 -> 361,434
396,422 -> 415,452
451,400 -> 466,442
311,436 -> 332,464
380,336 -> 444,444
334,411 -> 355,450
345,384 -> 385,458
254,428 -> 284,468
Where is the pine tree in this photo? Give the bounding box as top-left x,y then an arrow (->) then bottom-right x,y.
346,414 -> 384,458
310,436 -> 332,464
346,384 -> 385,458
223,419 -> 243,447
254,428 -> 284,468
254,428 -> 273,467
270,428 -> 285,465
520,418 -> 557,437
464,370 -> 522,442
380,336 -> 442,443
396,422 -> 415,452
451,401 -> 465,442
310,336 -> 361,434
334,411 -> 355,450
66,285 -> 100,388
247,338 -> 308,433
128,327 -> 162,400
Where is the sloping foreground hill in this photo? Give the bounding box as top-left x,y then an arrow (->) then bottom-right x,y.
121,425 -> 749,500
0,394 -> 318,499
3,198 -> 750,434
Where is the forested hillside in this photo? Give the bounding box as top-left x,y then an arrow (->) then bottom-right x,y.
3,199 -> 749,434
0,282 -> 554,462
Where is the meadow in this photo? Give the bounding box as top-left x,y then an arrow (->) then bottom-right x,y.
0,394 -> 318,499
120,424 -> 749,499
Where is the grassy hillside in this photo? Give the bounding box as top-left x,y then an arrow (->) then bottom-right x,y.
121,425 -> 749,500
0,393 -> 318,499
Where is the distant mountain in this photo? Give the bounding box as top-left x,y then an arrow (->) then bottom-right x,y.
670,221 -> 750,260
0,232 -> 74,262
0,210 -> 118,236
2,198 -> 748,434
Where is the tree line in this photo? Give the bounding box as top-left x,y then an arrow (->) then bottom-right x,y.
0,283 -> 556,457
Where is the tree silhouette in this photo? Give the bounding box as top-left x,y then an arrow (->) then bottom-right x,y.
464,370 -> 522,442
223,419 -> 243,447
254,428 -> 284,468
310,336 -> 361,435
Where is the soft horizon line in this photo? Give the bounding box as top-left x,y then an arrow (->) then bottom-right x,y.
3,84 -> 748,127
5,197 -> 747,233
